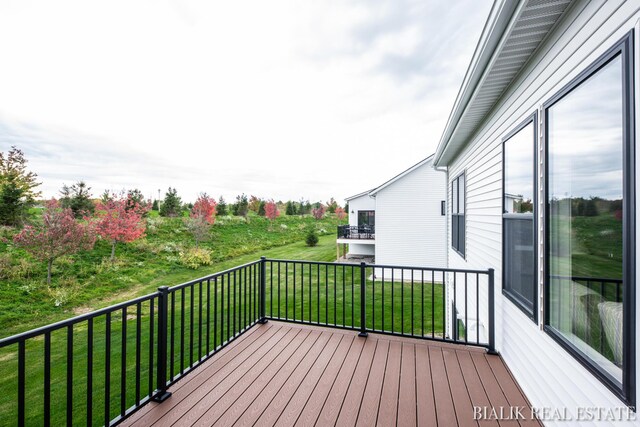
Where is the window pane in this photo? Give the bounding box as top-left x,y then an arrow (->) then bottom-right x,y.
504,120 -> 535,315
452,179 -> 458,213
458,174 -> 465,214
504,123 -> 534,213
548,55 -> 623,385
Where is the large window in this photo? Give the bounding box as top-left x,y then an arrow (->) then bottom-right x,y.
452,173 -> 465,257
503,117 -> 536,319
545,34 -> 634,401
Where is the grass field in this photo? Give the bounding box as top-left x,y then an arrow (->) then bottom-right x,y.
0,212 -> 448,426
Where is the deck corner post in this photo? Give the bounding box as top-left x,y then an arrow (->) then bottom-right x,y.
152,286 -> 172,403
487,268 -> 497,355
358,262 -> 368,337
258,256 -> 268,324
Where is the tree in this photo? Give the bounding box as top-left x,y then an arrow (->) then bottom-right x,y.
312,205 -> 325,220
13,199 -> 96,285
126,188 -> 150,215
335,207 -> 346,220
95,193 -> 148,261
0,146 -> 41,226
160,187 -> 182,217
186,194 -> 217,248
192,193 -> 217,224
285,201 -> 296,215
264,200 -> 279,230
152,199 -> 159,211
217,196 -> 228,216
233,194 -> 249,218
248,195 -> 261,213
258,200 -> 266,216
305,229 -> 319,247
60,181 -> 95,218
325,197 -> 338,214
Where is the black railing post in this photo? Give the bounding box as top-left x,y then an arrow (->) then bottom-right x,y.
359,262 -> 368,337
487,269 -> 497,354
152,286 -> 171,402
259,257 -> 268,324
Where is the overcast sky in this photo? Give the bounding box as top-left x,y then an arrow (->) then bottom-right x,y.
0,0 -> 492,204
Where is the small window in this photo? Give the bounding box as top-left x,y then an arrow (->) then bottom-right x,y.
451,173 -> 465,257
503,116 -> 536,320
357,210 -> 375,227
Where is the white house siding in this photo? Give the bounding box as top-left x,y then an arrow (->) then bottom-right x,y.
345,194 -> 376,256
446,0 -> 640,423
373,159 -> 447,283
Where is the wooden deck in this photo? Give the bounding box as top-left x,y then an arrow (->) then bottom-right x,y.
123,321 -> 540,426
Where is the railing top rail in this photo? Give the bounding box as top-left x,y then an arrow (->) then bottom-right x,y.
0,292 -> 157,348
550,275 -> 623,283
168,259 -> 262,291
263,258 -> 491,275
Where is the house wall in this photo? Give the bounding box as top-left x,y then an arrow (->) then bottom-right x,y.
445,0 -> 640,421
346,194 -> 376,256
374,159 -> 447,269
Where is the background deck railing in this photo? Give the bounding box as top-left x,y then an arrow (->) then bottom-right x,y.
0,257 -> 494,426
336,225 -> 375,240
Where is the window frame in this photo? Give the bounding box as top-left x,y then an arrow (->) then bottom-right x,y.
451,171 -> 466,258
502,112 -> 538,322
357,210 -> 375,227
543,31 -> 635,405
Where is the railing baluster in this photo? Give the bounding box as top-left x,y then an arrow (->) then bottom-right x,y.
44,331 -> 51,427
259,257 -> 267,324
421,271 -> 424,337
301,262 -> 304,322
180,288 -> 185,375
488,269 -> 496,354
286,262 -> 289,320
334,264 -> 337,326
136,303 -> 141,404
189,285 -> 194,367
325,264 -> 328,325
453,273 -> 457,341
431,271 -> 435,338
105,312 -> 111,427
270,261 -> 273,318
86,321 -> 92,427
351,267 -> 355,328
198,281 -> 203,362
120,307 -> 127,417
213,277 -> 218,350
317,263 -> 320,325
372,268 -> 375,331
476,273 -> 479,345
391,269 -> 394,333
464,273 -> 468,344
66,324 -> 73,426
149,299 -> 155,396
170,292 -> 175,380
18,340 -> 25,427
381,268 -> 385,332
401,269 -> 405,335
342,266 -> 346,327
206,279 -> 211,355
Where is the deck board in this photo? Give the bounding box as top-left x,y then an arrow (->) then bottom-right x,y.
121,321 -> 541,427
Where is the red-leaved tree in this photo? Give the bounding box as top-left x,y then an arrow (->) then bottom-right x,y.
187,193 -> 217,248
312,205 -> 325,220
95,193 -> 148,261
335,207 -> 346,220
13,199 -> 96,285
191,193 -> 217,224
264,200 -> 280,230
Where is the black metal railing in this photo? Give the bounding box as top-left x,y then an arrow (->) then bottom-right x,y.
0,260 -> 261,427
262,259 -> 494,350
337,225 -> 375,240
0,257 -> 495,426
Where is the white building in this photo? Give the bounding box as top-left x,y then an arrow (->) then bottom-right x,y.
434,0 -> 639,422
338,156 -> 447,273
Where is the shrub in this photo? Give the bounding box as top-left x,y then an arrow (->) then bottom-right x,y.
179,247 -> 212,269
305,229 -> 319,247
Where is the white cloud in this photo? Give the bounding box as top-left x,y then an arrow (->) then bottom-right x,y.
0,0 -> 492,203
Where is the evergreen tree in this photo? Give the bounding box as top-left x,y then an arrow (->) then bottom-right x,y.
160,187 -> 182,217
0,146 -> 41,226
217,196 -> 228,216
233,193 -> 249,217
258,200 -> 266,216
152,199 -> 159,211
285,201 -> 296,215
60,181 -> 94,218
